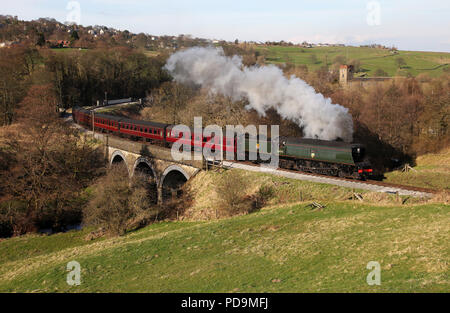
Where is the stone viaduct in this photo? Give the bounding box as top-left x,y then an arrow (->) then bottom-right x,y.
91,132 -> 202,204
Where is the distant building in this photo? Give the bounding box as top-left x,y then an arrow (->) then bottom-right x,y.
339,65 -> 354,86
0,41 -> 18,48
339,64 -> 398,88
48,40 -> 70,48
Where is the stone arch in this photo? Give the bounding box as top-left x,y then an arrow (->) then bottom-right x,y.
110,150 -> 129,176
132,157 -> 157,182
160,165 -> 190,202
133,157 -> 158,204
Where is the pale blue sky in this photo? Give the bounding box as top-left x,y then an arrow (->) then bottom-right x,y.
3,0 -> 450,52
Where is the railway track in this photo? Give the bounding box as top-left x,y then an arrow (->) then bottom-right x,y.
219,160 -> 437,198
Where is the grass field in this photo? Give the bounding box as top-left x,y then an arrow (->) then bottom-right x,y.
255,45 -> 450,77
1,120 -> 448,293
0,200 -> 448,293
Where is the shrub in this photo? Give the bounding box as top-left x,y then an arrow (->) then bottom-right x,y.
83,165 -> 156,236
216,170 -> 250,216
253,184 -> 275,209
374,68 -> 388,76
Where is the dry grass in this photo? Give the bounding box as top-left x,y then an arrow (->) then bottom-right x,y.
182,168 -> 443,221
384,147 -> 450,191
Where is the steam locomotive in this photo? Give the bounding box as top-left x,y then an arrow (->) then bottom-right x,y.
72,107 -> 373,179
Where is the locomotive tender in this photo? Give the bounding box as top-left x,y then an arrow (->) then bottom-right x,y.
72,107 -> 373,180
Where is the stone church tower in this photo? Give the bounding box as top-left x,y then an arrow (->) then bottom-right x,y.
339,65 -> 354,86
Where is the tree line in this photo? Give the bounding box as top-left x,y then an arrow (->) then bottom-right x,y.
0,45 -> 170,125
0,44 -> 170,237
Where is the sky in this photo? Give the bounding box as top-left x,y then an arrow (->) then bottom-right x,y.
2,0 -> 450,52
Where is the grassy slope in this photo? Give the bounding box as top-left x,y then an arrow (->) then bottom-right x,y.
0,180 -> 448,292
255,45 -> 450,77
384,148 -> 450,190
183,169 -> 426,221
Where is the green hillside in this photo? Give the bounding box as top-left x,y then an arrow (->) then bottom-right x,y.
1,200 -> 448,292
255,45 -> 450,77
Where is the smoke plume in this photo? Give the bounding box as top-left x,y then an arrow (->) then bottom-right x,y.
164,47 -> 354,142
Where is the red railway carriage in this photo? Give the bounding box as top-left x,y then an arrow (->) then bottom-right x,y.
165,125 -> 237,153
203,133 -> 237,154
72,107 -> 91,126
118,118 -> 167,142
94,113 -> 121,133
165,125 -> 196,147
73,107 -> 237,154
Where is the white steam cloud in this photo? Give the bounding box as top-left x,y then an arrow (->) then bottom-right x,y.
164,47 -> 354,142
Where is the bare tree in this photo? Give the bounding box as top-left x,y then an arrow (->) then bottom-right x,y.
83,165 -> 156,236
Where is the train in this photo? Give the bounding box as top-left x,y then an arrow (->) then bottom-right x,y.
72,107 -> 373,180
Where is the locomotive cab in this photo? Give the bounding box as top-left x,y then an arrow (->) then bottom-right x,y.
352,144 -> 373,178
351,145 -> 366,163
